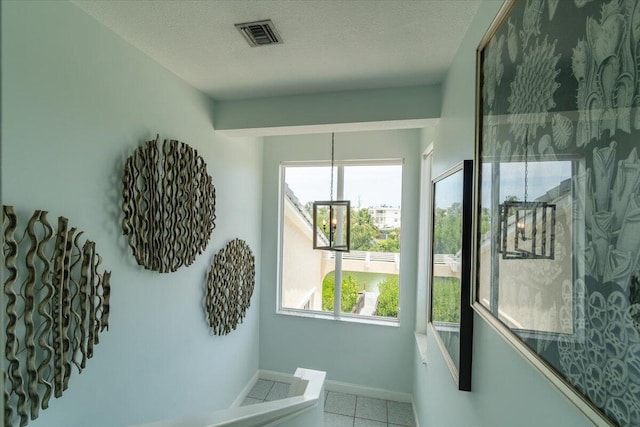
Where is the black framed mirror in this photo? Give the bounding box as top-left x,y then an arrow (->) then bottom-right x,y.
429,159 -> 474,391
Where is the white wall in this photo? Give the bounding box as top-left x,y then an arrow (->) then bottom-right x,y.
1,2 -> 263,426
260,130 -> 420,393
412,2 -> 590,426
281,201 -> 324,310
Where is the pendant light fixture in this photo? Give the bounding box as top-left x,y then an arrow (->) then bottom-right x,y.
498,133 -> 556,260
312,133 -> 351,252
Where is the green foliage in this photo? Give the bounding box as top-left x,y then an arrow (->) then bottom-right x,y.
352,208 -> 374,226
374,275 -> 399,318
431,276 -> 460,323
433,203 -> 491,252
322,274 -> 361,312
349,207 -> 378,251
308,204 -> 402,253
433,205 -> 462,254
480,208 -> 491,235
375,228 -> 400,253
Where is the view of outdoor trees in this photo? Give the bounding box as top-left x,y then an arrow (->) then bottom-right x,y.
307,190 -> 488,322
374,276 -> 399,317
434,203 -> 491,251
321,273 -> 399,318
429,175 -> 468,372
321,274 -> 360,312
431,277 -> 460,323
307,204 -> 400,253
433,202 -> 462,254
283,163 -> 402,319
313,203 -> 401,318
432,202 -> 491,323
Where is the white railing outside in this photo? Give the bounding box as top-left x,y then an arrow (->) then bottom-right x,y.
334,251 -> 461,265
432,254 -> 458,265
327,250 -> 398,262
433,254 -> 460,273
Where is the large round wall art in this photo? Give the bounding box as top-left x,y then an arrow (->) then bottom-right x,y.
3,206 -> 111,427
122,135 -> 216,273
205,239 -> 255,335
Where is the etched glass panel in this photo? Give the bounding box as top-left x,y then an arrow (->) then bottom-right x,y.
476,1 -> 640,424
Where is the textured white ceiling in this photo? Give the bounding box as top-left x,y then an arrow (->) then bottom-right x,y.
72,0 -> 482,100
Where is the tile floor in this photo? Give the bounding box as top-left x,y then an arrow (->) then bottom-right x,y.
241,379 -> 292,405
241,380 -> 416,427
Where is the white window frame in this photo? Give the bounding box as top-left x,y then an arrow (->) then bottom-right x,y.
415,145 -> 433,335
414,145 -> 433,363
277,159 -> 404,326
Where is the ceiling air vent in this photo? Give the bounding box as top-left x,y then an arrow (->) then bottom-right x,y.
235,20 -> 283,47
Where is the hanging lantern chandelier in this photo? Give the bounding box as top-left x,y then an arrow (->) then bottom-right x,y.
312,133 -> 351,252
498,133 -> 556,260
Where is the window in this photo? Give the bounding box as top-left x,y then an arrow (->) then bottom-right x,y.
278,160 -> 403,322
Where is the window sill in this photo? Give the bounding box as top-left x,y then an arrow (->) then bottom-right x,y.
415,332 -> 427,364
276,308 -> 400,327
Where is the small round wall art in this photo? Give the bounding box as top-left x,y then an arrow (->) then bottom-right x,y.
205,239 -> 255,335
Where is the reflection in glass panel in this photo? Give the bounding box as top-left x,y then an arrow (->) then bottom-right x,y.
476,1 -> 640,423
497,161 -> 573,335
478,159 -> 578,334
431,169 -> 463,371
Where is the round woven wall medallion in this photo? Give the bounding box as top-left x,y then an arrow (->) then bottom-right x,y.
205,239 -> 255,335
121,135 -> 216,273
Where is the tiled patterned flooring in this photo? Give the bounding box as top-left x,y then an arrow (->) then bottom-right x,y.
324,391 -> 415,427
242,380 -> 417,427
241,379 -> 291,405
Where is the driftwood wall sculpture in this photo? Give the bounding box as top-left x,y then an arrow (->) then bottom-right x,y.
2,206 -> 111,427
205,239 -> 255,335
122,135 -> 216,273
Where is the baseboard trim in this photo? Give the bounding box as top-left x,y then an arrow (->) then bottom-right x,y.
324,380 -> 412,403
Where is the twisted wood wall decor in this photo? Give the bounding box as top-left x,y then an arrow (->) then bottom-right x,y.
205,239 -> 255,335
122,134 -> 216,273
2,206 -> 111,427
